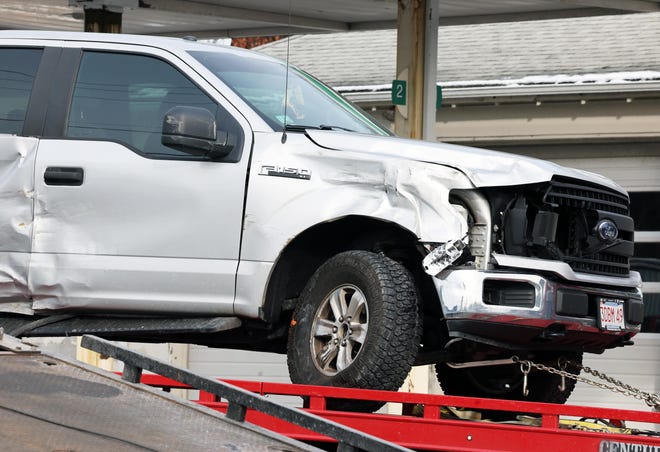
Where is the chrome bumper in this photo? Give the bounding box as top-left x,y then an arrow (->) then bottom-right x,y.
433,267 -> 643,337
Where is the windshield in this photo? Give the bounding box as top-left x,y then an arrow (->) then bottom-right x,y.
188,50 -> 391,136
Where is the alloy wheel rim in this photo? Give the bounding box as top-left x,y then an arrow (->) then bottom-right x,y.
310,284 -> 369,376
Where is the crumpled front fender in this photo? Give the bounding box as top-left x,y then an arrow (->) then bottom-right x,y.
241,132 -> 474,263
235,132 -> 475,317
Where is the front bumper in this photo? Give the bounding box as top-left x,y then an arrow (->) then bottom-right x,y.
434,266 -> 643,353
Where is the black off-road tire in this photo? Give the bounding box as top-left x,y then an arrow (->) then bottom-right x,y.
287,250 -> 420,412
436,352 -> 583,405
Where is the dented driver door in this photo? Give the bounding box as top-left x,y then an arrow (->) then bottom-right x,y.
0,136 -> 38,314
28,48 -> 251,316
0,46 -> 44,315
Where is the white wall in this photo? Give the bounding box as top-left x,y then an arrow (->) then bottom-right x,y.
569,333 -> 659,411
188,345 -> 290,382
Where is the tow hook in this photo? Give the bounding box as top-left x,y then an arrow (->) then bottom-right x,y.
446,357 -> 516,369
538,323 -> 566,340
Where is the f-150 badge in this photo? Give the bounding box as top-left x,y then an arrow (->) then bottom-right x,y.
259,165 -> 311,180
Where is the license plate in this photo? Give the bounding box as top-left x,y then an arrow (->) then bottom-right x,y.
598,298 -> 625,331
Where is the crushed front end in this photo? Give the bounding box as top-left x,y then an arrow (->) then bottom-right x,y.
434,176 -> 643,354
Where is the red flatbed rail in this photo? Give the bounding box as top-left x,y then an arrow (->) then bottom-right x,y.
139,374 -> 660,452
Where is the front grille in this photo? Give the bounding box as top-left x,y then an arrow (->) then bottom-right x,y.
544,177 -> 629,215
496,176 -> 634,278
545,177 -> 632,277
562,254 -> 629,276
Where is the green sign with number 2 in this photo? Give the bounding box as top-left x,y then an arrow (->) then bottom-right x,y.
392,80 -> 406,105
391,80 -> 442,109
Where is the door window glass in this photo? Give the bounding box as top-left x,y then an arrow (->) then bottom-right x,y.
0,48 -> 42,135
67,51 -> 242,159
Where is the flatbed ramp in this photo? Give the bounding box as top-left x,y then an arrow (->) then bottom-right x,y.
0,332 -> 405,452
0,351 -> 316,452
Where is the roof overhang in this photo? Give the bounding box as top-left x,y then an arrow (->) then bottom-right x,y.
341,79 -> 660,106
3,0 -> 660,37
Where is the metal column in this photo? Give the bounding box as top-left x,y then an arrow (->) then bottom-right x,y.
394,0 -> 439,142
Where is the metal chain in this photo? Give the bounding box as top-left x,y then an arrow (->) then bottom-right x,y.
513,356 -> 660,410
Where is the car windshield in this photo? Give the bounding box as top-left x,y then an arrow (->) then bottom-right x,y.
188,50 -> 391,136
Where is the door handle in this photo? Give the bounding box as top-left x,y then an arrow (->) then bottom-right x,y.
44,167 -> 84,186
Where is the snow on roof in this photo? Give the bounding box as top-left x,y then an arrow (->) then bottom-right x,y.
335,71 -> 660,93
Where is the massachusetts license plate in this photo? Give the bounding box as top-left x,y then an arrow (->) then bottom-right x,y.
598,298 -> 625,331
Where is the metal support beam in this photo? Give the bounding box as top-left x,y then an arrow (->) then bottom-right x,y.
423,0 -> 439,141
83,8 -> 122,33
121,363 -> 143,383
226,401 -> 248,422
394,0 -> 439,141
351,6 -> 648,30
70,0 -> 135,33
147,0 -> 349,32
560,0 -> 660,12
394,0 -> 425,140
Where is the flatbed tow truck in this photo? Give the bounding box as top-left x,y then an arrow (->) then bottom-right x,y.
1,331 -> 658,452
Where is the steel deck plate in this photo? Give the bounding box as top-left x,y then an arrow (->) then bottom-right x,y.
0,351 -> 316,452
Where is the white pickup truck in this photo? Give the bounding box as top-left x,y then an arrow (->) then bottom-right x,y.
0,31 -> 643,409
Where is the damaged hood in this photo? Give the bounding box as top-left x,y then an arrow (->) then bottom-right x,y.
305,130 -> 624,192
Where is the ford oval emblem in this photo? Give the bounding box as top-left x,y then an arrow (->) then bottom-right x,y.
596,219 -> 619,242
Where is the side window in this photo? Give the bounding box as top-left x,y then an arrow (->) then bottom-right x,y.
67,51 -> 243,160
0,48 -> 42,135
630,191 -> 660,333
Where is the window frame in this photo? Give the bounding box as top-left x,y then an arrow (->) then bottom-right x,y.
63,49 -> 246,163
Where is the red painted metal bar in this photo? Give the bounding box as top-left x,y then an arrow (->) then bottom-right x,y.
137,374 -> 660,452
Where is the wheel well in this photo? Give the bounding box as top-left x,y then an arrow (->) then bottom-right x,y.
262,215 -> 446,352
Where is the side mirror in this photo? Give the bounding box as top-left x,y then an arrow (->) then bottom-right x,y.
161,106 -> 233,159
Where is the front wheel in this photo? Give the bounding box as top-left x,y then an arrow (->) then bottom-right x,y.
287,250 -> 420,412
